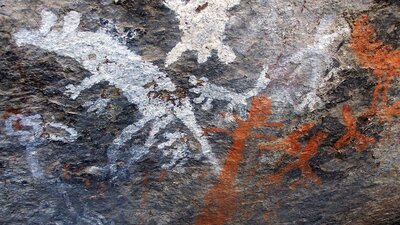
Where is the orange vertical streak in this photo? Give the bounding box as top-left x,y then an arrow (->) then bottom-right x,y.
263,212 -> 270,221
62,162 -> 72,180
158,170 -> 168,183
334,104 -> 375,151
195,96 -> 283,225
141,172 -> 149,208
97,181 -> 106,197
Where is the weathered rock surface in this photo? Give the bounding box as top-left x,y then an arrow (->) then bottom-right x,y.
0,0 -> 399,224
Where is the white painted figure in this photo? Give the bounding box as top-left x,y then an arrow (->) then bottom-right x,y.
189,65 -> 270,115
14,10 -> 219,174
164,0 -> 240,66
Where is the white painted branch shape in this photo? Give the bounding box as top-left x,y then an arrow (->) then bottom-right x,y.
189,65 -> 271,115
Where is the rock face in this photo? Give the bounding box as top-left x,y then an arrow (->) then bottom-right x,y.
0,0 -> 399,224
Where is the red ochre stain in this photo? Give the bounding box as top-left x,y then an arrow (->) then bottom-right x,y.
13,118 -> 23,130
62,162 -> 73,180
258,123 -> 328,190
97,181 -> 106,197
158,170 -> 168,183
84,177 -> 93,188
334,104 -> 376,151
351,15 -> 400,120
141,171 -> 150,208
61,162 -> 106,197
195,96 -> 283,225
2,108 -> 22,119
263,212 -> 270,221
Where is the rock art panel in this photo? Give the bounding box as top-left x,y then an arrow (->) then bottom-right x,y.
1,1 -> 399,225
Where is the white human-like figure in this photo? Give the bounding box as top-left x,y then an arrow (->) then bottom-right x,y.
14,11 -> 219,174
164,0 -> 240,66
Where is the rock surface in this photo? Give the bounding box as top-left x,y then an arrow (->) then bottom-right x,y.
0,0 -> 399,224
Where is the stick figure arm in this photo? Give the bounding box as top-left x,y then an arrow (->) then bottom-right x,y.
203,127 -> 232,135
250,133 -> 278,141
261,122 -> 284,127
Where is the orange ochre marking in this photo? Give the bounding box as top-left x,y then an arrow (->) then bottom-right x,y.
195,96 -> 283,225
158,170 -> 168,183
258,123 -> 328,190
97,181 -> 106,197
141,171 -> 149,208
263,212 -> 270,221
334,104 -> 376,151
13,118 -> 24,130
2,109 -> 22,119
62,162 -> 72,180
351,15 -> 400,120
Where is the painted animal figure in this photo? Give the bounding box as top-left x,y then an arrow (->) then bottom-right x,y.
351,15 -> 400,120
196,96 -> 283,225
164,0 -> 240,66
14,10 -> 219,174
